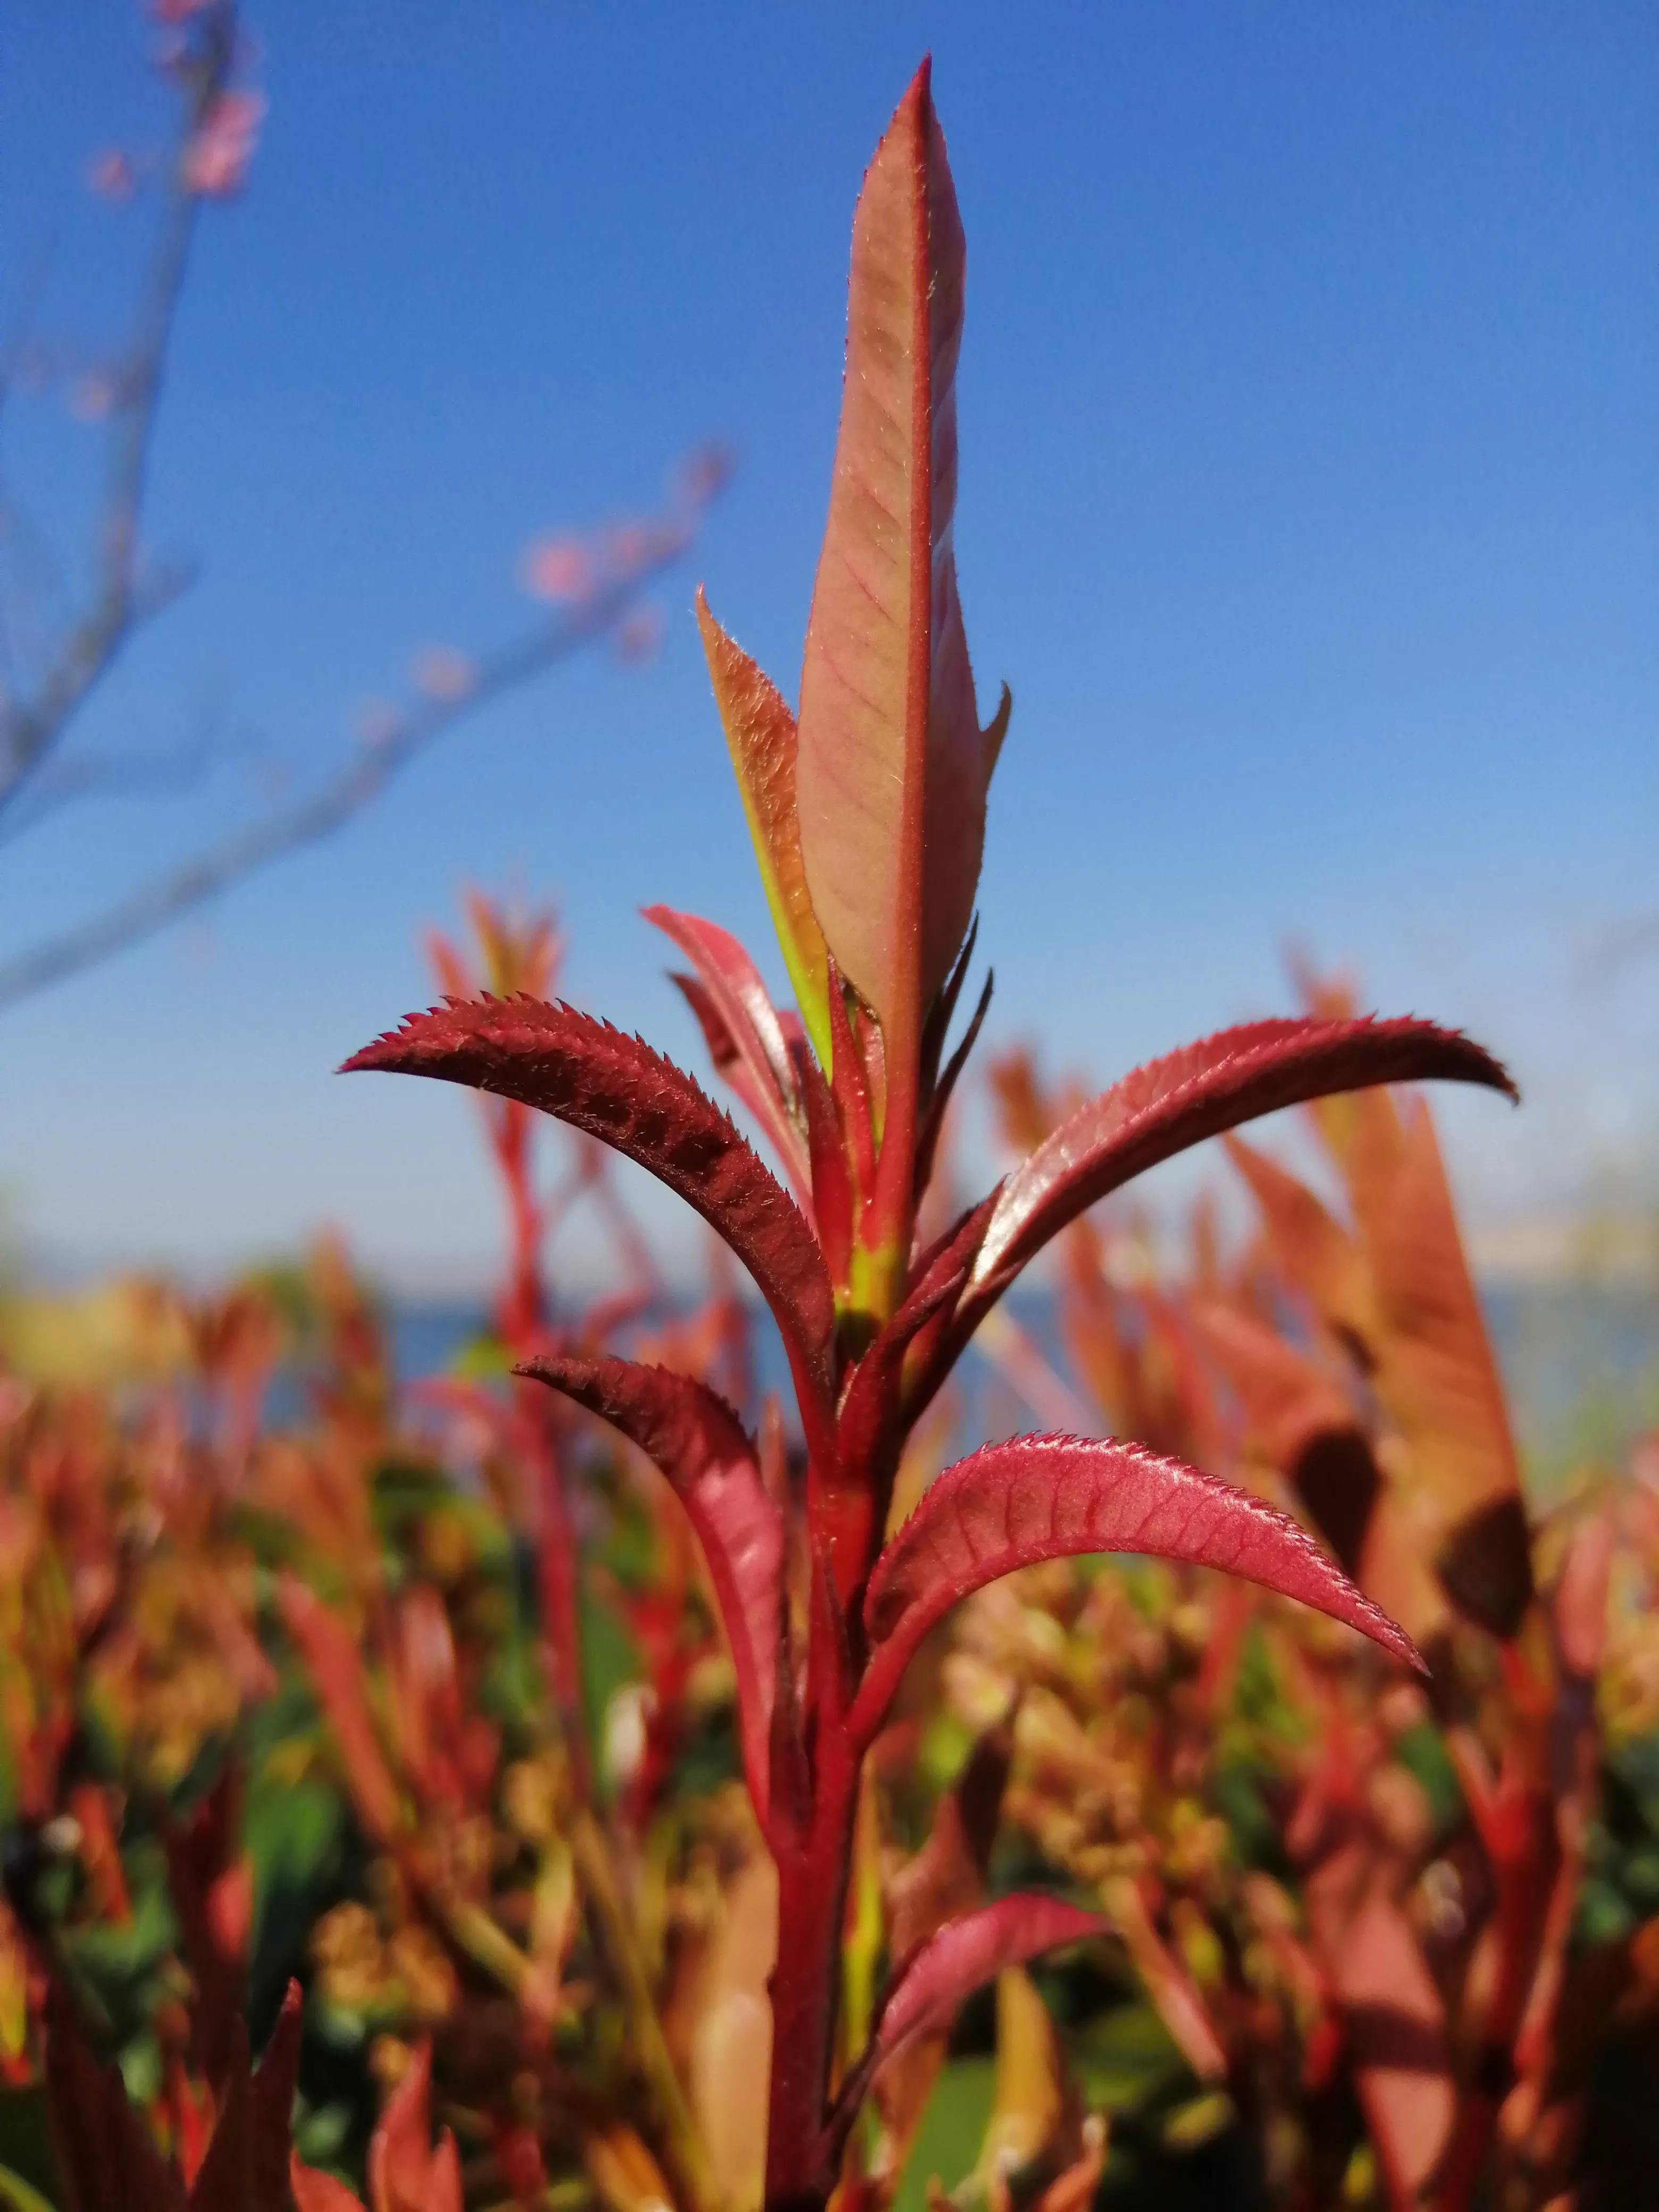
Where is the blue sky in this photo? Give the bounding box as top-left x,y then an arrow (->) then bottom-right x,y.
1,2 -> 1654,1292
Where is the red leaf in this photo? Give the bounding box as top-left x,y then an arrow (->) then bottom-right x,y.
671,968 -> 811,1213
187,1985 -> 304,2212
1363,1099 -> 1532,1636
852,1433 -> 1421,1739
798,1036 -> 854,1287
696,588 -> 832,1067
163,1767 -> 250,2087
912,964 -> 992,1203
825,948 -> 877,1201
290,2164 -> 364,2212
646,905 -> 809,1197
342,996 -> 835,1429
45,1982 -> 185,2212
1194,1300 -> 1356,1477
794,61 -> 1006,1134
1302,1841 -> 1453,2203
246,1986 -> 305,2212
962,1017 -> 1514,1324
872,1894 -> 1100,2068
278,1578 -> 401,1845
918,913 -> 979,1102
366,2044 -> 463,2212
519,1354 -> 783,1825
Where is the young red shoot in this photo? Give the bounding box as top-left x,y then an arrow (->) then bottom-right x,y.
345,57 -> 1515,2210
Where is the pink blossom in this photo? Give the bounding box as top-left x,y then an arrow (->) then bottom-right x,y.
182,89 -> 265,198
356,699 -> 403,749
602,518 -> 678,576
86,149 -> 138,203
675,442 -> 735,509
520,535 -> 593,603
151,0 -> 217,19
599,518 -> 686,581
612,608 -> 664,666
412,649 -> 477,703
68,372 -> 120,422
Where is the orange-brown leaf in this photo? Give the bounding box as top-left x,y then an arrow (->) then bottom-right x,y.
795,59 -> 1002,1075
696,589 -> 832,1066
366,2045 -> 463,2212
1365,1100 -> 1531,1636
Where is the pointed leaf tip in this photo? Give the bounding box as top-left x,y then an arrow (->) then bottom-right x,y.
967,1015 -> 1514,1313
694,589 -> 832,1068
852,1432 -> 1423,1740
875,1893 -> 1100,2066
795,57 -> 993,1076
827,1887 -> 1097,2162
342,995 -> 835,1430
518,1353 -> 782,1823
644,902 -> 811,1199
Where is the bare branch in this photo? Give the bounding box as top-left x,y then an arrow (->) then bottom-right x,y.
0,6 -> 729,1011
0,3 -> 236,819
0,517 -> 707,1010
0,722 -> 247,847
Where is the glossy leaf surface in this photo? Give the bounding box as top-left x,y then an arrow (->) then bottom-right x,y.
668,970 -> 785,1175
646,903 -> 810,1195
343,996 -> 835,1418
794,59 -> 1003,1077
854,1432 -> 1422,1737
966,1017 -> 1514,1317
870,1895 -> 1101,2069
520,1353 -> 782,1820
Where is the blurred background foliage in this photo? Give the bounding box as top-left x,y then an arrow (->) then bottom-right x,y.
0,894 -> 1653,2210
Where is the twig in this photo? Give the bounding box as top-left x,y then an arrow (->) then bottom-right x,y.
0,5 -> 235,818
0,538 -> 700,1010
0,728 -> 234,845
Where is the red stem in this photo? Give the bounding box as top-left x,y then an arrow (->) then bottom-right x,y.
485,1097 -> 591,1798
1429,1781 -> 1557,2212
525,1385 -> 590,1798
764,1735 -> 860,2212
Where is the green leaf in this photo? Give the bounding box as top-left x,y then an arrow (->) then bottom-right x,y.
895,2056 -> 996,2210
695,590 -> 832,1069
1069,1999 -> 1193,2114
0,2087 -> 60,2211
1392,1723 -> 1466,1839
0,2159 -> 58,2212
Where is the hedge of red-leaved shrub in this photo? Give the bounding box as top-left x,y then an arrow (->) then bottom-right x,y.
5,62 -> 1655,2212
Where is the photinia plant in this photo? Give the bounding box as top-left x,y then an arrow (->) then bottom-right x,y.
343,61 -> 1514,2209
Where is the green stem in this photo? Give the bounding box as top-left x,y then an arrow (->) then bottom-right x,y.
571,1807 -> 723,2212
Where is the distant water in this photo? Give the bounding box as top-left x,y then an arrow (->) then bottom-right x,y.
387,1284 -> 1657,1482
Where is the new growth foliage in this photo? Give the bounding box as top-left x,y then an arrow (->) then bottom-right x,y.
344,63 -> 1515,2209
